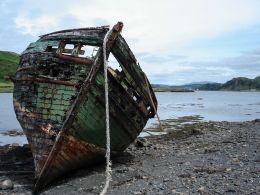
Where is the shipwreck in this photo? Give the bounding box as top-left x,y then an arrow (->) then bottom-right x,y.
13,22 -> 157,192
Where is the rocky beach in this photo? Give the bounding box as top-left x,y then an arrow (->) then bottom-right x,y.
0,118 -> 259,194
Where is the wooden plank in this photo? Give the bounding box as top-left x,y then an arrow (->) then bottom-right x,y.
112,35 -> 157,117
33,22 -> 124,192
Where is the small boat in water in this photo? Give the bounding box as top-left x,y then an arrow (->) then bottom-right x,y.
13,22 -> 157,192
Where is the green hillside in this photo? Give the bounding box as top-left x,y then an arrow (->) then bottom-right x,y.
221,77 -> 260,91
0,51 -> 20,82
0,51 -> 20,92
153,76 -> 260,92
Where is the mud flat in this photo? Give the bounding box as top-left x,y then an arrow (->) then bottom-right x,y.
0,119 -> 259,194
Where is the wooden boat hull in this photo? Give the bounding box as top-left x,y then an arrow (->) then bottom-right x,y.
13,22 -> 157,192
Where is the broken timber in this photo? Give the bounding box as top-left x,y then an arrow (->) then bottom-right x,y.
13,22 -> 157,192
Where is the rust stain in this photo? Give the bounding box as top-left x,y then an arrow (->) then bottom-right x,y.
13,21 -> 157,192
14,77 -> 79,86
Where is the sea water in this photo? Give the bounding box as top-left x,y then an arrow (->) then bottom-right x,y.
1,91 -> 260,144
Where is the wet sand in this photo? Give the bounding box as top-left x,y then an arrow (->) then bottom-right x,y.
0,119 -> 260,194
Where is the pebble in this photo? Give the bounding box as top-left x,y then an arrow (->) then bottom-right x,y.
135,138 -> 148,147
198,186 -> 205,194
1,120 -> 259,194
163,178 -> 170,182
116,168 -> 128,173
0,179 -> 14,190
132,191 -> 142,195
141,176 -> 148,179
226,167 -> 232,172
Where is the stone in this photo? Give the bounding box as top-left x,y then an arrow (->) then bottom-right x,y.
226,168 -> 232,172
135,138 -> 148,147
198,186 -> 205,194
116,168 -> 128,173
132,191 -> 142,195
163,178 -> 170,182
1,179 -> 14,190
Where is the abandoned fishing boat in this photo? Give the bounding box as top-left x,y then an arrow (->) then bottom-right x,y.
13,22 -> 157,192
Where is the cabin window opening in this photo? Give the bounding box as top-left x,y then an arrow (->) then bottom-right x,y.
45,45 -> 58,53
62,44 -> 75,55
46,46 -> 52,52
79,45 -> 99,58
133,96 -> 137,101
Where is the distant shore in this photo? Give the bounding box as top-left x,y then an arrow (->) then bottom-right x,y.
0,82 -> 13,93
0,118 -> 259,194
153,87 -> 194,92
2,83 -> 260,93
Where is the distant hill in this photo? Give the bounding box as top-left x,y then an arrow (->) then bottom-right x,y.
221,77 -> 260,91
185,77 -> 260,91
181,82 -> 222,90
151,84 -> 175,88
152,76 -> 260,91
184,81 -> 216,85
151,84 -> 194,92
0,51 -> 20,82
197,83 -> 223,90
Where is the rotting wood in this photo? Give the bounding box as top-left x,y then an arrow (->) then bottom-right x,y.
33,22 -> 124,192
13,21 -> 157,192
54,54 -> 93,65
14,77 -> 79,86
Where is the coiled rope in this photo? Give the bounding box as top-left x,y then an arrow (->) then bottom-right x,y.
100,29 -> 112,195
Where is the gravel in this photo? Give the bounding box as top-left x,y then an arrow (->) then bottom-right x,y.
0,119 -> 259,194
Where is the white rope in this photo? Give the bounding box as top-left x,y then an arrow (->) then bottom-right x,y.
100,29 -> 112,195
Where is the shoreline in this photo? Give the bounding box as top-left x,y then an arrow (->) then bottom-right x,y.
2,89 -> 260,94
0,119 -> 259,194
0,82 -> 13,93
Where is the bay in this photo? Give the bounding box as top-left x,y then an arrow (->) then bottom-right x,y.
1,91 -> 260,145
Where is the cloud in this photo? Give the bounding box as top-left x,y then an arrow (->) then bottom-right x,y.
15,15 -> 59,36
138,53 -> 188,64
11,0 -> 260,53
1,0 -> 260,84
148,50 -> 260,85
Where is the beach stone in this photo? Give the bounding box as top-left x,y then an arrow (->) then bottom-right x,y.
254,156 -> 260,162
132,191 -> 142,195
0,179 -> 14,190
198,186 -> 205,194
135,137 -> 148,147
116,167 -> 128,173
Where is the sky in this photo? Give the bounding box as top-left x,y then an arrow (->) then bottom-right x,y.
1,0 -> 260,85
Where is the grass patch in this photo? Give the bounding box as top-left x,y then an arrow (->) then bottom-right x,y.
0,50 -> 19,92
0,51 -> 20,81
0,82 -> 14,93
